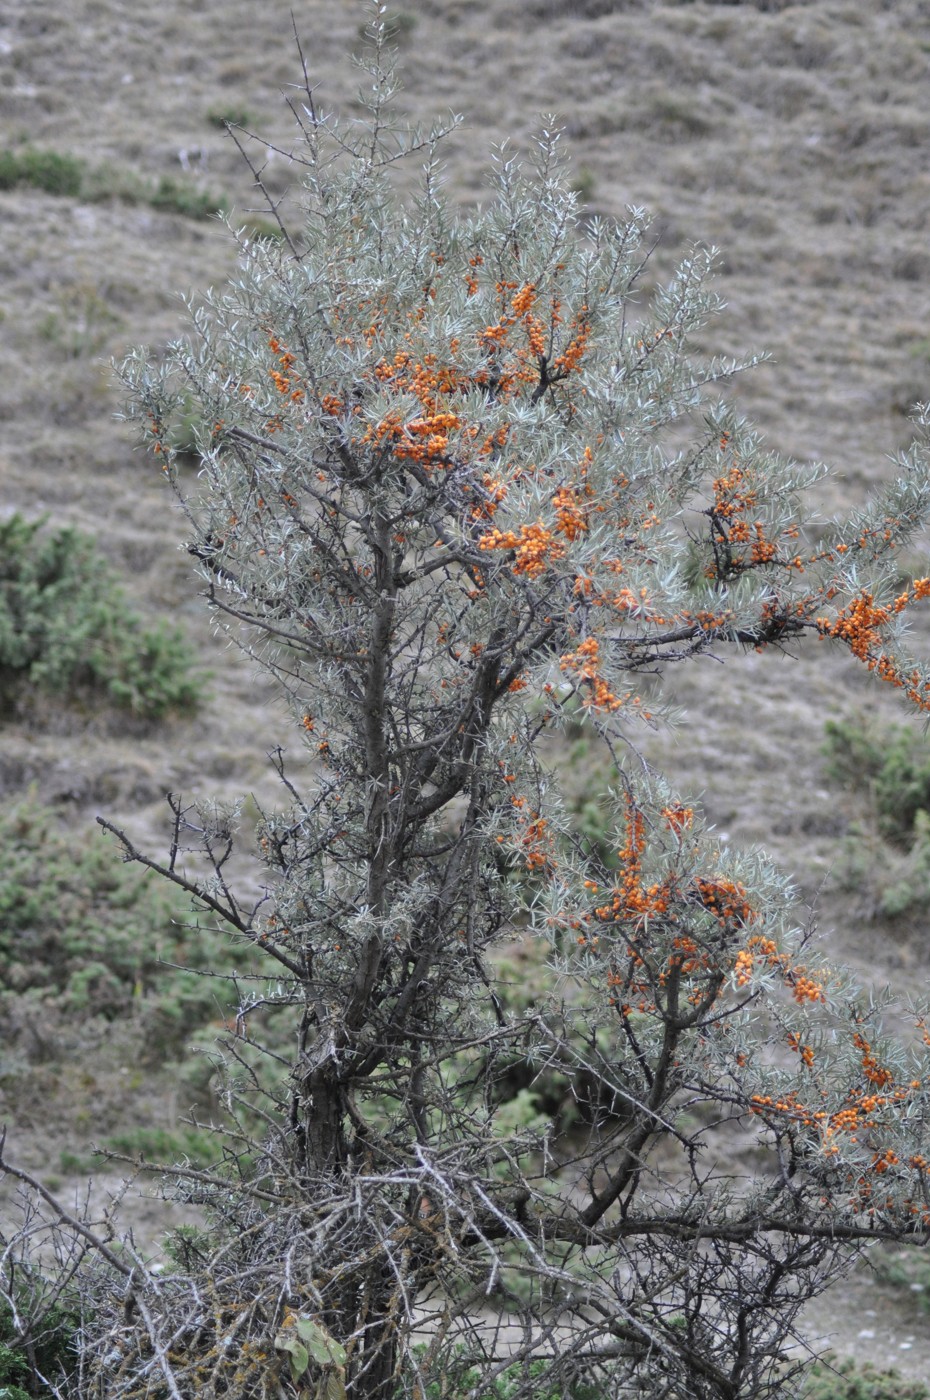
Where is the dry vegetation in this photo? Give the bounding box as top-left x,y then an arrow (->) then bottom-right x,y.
2,0 -> 930,1379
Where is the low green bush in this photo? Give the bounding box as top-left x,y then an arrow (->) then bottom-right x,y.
0,1278 -> 80,1400
870,1245 -> 930,1313
99,1125 -> 220,1170
823,717 -> 930,848
411,1350 -> 599,1400
150,175 -> 229,221
0,146 -> 227,221
824,717 -> 930,918
207,104 -> 256,129
37,283 -> 124,360
0,514 -> 201,720
162,389 -> 213,461
237,215 -> 287,243
873,810 -> 930,919
0,795 -> 243,1064
803,1354 -> 930,1400
570,165 -> 597,204
560,731 -> 621,873
0,148 -> 84,197
832,812 -> 930,922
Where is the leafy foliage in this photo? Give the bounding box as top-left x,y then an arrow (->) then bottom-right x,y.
0,1276 -> 79,1400
149,175 -> 229,221
0,794 -> 240,1064
824,717 -> 930,848
37,282 -> 124,361
411,1349 -> 600,1400
0,146 -> 228,220
870,1244 -> 930,1314
91,1125 -> 221,1173
206,104 -> 257,129
824,718 -> 930,918
803,1355 -> 930,1400
0,514 -> 201,719
0,148 -> 84,197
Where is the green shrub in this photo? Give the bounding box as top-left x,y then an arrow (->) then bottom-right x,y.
870,1244 -> 930,1312
561,733 -> 621,872
570,164 -> 597,204
0,795 -> 242,1064
163,390 -> 211,461
149,176 -> 229,221
823,717 -> 885,793
207,104 -> 257,129
411,1350 -> 599,1400
0,146 -> 227,221
824,717 -> 930,918
0,514 -> 201,720
874,735 -> 930,847
37,283 -> 123,360
237,215 -> 287,243
0,1279 -> 80,1399
0,148 -> 84,197
874,809 -> 930,918
803,1354 -> 930,1400
832,812 -> 930,922
823,717 -> 930,848
100,1125 -> 221,1171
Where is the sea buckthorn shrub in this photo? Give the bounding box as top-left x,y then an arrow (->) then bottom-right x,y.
0,513 -> 200,719
10,15 -> 930,1400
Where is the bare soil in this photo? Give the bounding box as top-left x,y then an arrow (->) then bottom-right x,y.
2,0 -> 930,1379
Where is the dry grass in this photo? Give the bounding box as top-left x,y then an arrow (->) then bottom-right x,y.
2,0 -> 930,1369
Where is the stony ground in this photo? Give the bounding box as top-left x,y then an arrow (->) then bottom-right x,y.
2,0 -> 930,1379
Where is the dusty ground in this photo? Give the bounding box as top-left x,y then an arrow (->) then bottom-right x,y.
2,0 -> 930,1380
